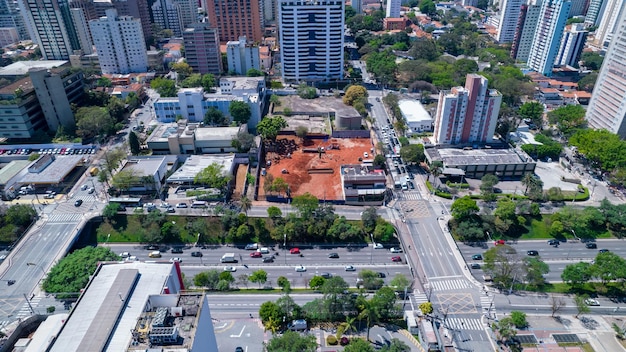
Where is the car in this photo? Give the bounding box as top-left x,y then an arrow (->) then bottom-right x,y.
363,152 -> 369,158
250,251 -> 262,258
495,239 -> 505,246
245,243 -> 258,250
125,256 -> 138,262
345,265 -> 356,271
81,184 -> 89,191
148,251 -> 161,258
472,254 -> 483,260
328,253 -> 339,258
262,256 -> 275,263
585,242 -> 597,249
176,202 -> 188,208
171,248 -> 183,254
527,250 -> 539,256
295,265 -> 307,272
146,245 -> 159,250
470,263 -> 481,269
320,272 -> 332,279
120,252 -> 131,258
290,248 -> 300,254
166,206 -> 175,213
88,187 -> 95,194
160,202 -> 171,208
235,347 -> 244,352
373,243 -> 384,249
390,247 -> 402,253
224,266 -> 237,272
191,251 -> 203,257
391,256 -> 402,262
74,199 -> 83,207
169,257 -> 182,263
547,239 -> 559,246
585,298 -> 600,306
377,272 -> 386,278
599,249 -> 610,253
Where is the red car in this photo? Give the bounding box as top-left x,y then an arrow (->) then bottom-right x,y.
495,239 -> 505,246
290,248 -> 300,254
391,256 -> 402,262
250,251 -> 262,258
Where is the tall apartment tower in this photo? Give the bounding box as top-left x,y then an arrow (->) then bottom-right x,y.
433,74 -> 502,145
206,0 -> 263,43
19,0 -> 78,59
352,0 -> 362,13
585,6 -> 626,138
0,0 -> 29,39
278,0 -> 344,82
89,9 -> 147,74
227,36 -> 261,75
513,0 -> 543,62
584,0 -> 606,26
29,67 -> 80,131
70,8 -> 93,54
263,0 -> 275,22
496,0 -> 525,43
568,0 -> 589,16
556,23 -> 587,67
151,0 -> 182,36
526,0 -> 571,76
591,0 -> 624,49
386,0 -> 400,18
182,22 -> 222,74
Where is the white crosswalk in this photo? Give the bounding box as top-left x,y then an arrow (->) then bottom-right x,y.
429,279 -> 474,291
16,295 -> 42,318
397,191 -> 422,201
412,292 -> 428,306
480,295 -> 496,318
47,213 -> 83,223
444,317 -> 484,331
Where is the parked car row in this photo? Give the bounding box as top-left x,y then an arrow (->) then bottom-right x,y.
1,147 -> 97,156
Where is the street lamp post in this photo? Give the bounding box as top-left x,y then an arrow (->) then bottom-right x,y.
283,234 -> 287,265
26,262 -> 45,276
369,233 -> 374,264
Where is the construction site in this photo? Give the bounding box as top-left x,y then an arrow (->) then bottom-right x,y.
258,135 -> 377,201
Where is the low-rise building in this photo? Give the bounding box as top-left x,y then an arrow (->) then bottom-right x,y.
341,164 -> 387,205
399,99 -> 433,135
117,156 -> 177,192
147,121 -> 245,155
167,154 -> 236,185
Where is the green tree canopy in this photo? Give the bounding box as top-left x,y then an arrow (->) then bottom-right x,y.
171,61 -> 193,80
399,144 -> 425,164
129,131 -> 140,155
76,107 -> 116,139
519,101 -> 544,127
292,193 -> 318,218
193,163 -> 231,189
231,131 -> 255,152
204,107 -> 229,126
264,331 -> 317,352
451,196 -> 479,220
257,116 -> 288,141
229,101 -> 252,125
150,77 -> 177,97
547,105 -> 586,135
343,85 -> 368,106
246,68 -> 263,77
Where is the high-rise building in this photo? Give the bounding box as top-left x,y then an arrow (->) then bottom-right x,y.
263,0 -> 275,22
585,5 -> 626,138
151,0 -> 182,36
19,0 -> 78,59
206,0 -> 263,43
386,0 -> 400,18
278,0 -> 344,82
585,0 -> 606,26
513,0 -> 543,62
591,0 -> 624,49
433,74 -> 502,145
352,0 -> 362,13
227,36 -> 261,75
0,27 -> 18,46
89,9 -> 147,74
174,0 -> 198,31
510,3 -> 528,58
0,0 -> 29,39
496,0 -> 525,43
70,8 -> 93,54
183,22 -> 222,74
526,0 -> 571,76
556,23 -> 587,67
568,0 -> 589,16
29,67 -> 82,131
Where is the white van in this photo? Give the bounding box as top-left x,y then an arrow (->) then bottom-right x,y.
221,253 -> 237,263
259,247 -> 270,254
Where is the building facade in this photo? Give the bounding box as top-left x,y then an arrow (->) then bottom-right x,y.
226,36 -> 261,75
183,22 -> 222,74
585,6 -> 626,138
206,0 -> 263,43
590,0 -> 624,49
556,23 -> 587,67
89,9 -> 148,74
513,0 -> 543,62
19,0 -> 77,60
386,0 -> 400,18
29,67 -> 83,131
0,27 -> 18,47
70,8 -> 93,54
433,74 -> 502,145
526,0 -> 571,76
496,0 -> 524,43
585,0 -> 606,26
151,0 -> 182,36
568,0 -> 589,16
278,0 -> 344,82
352,0 -> 362,13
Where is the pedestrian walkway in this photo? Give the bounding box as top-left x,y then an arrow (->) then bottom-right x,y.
444,317 -> 484,331
396,191 -> 422,201
480,295 -> 496,319
46,213 -> 83,223
429,279 -> 474,291
412,292 -> 429,306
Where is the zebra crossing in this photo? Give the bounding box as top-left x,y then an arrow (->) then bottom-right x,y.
444,317 -> 484,331
412,292 -> 428,306
480,295 -> 496,318
46,213 -> 83,223
429,279 -> 474,291
16,295 -> 43,319
397,191 -> 422,201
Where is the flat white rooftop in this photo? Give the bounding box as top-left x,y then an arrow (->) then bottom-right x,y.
399,99 -> 432,123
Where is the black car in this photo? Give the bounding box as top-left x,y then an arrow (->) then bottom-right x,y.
547,239 -> 559,246
586,242 -> 597,249
328,253 -> 339,258
599,249 -> 610,253
527,250 -> 539,256
190,251 -> 203,257
171,248 -> 183,254
377,272 -> 386,278
321,272 -> 332,279
471,254 -> 482,260
74,199 -> 83,207
470,263 -> 481,269
262,256 -> 275,263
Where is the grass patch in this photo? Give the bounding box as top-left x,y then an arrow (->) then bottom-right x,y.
556,342 -> 595,352
521,217 -> 551,239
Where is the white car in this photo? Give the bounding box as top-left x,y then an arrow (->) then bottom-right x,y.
125,256 -> 138,262
344,265 -> 356,272
585,298 -> 600,306
224,266 -> 237,272
295,265 -> 307,272
169,257 -> 182,263
373,243 -> 384,249
119,252 -> 131,258
363,152 -> 369,158
390,247 -> 403,253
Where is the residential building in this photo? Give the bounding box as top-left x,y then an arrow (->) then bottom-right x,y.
182,22 -> 222,74
383,18 -> 410,31
70,8 -> 93,54
386,0 -> 401,18
398,100 -> 433,135
147,122 -> 245,154
568,0 -> 588,16
590,0 -> 624,49
510,3 -> 528,59
0,0 -> 29,40
72,0 -> 153,44
556,23 -> 587,67
175,0 -> 198,30
263,0 -> 275,22
496,0 -> 524,43
433,74 -> 502,145
19,0 -> 78,60
151,0 -> 182,36
526,0 -> 571,76
352,0 -> 362,13
585,5 -> 626,137
514,0 -> 543,62
0,27 -> 18,47
278,0 -> 344,82
585,0 -> 606,26
227,36 -> 261,75
206,0 -> 263,43
89,9 -> 148,74
29,67 -> 83,131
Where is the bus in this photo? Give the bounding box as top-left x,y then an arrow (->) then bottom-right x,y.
191,200 -> 208,208
109,197 -> 142,208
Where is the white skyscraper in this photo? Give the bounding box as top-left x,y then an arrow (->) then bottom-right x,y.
496,0 -> 525,43
70,8 -> 93,55
556,23 -> 587,67
586,5 -> 626,138
89,9 -> 148,74
526,0 -> 571,76
278,0 -> 344,82
514,0 -> 543,63
227,36 -> 261,75
591,0 -> 624,49
386,0 -> 400,18
19,0 -> 77,60
585,0 -> 607,26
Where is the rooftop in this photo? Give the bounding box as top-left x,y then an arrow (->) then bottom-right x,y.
193,125 -> 241,141
19,155 -> 83,185
427,147 -> 534,166
220,76 -> 264,91
281,96 -> 361,119
0,76 -> 33,96
0,160 -> 30,185
0,60 -> 69,76
120,156 -> 168,177
167,154 -> 235,183
398,99 -> 432,123
147,123 -> 180,143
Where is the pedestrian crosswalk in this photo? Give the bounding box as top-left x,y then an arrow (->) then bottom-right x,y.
47,213 -> 83,223
16,295 -> 42,319
444,317 -> 484,331
412,292 -> 428,306
429,279 -> 474,291
397,191 -> 422,201
480,295 -> 496,318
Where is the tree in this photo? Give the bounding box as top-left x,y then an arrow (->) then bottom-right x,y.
519,101 -> 544,127
292,193 -> 318,218
451,196 -> 479,220
494,198 -> 518,235
194,163 -> 231,189
102,203 -> 120,220
107,96 -> 126,120
343,338 -> 375,352
367,51 -> 397,86
510,311 -> 528,329
361,206 -> 378,233
578,72 -> 597,92
204,107 -> 229,126
229,101 -> 252,125
246,68 -> 263,77
295,126 -> 308,140
150,77 -> 177,97
264,331 -> 317,352
574,294 -> 590,318
389,274 -> 410,292
480,174 -> 499,202
373,154 -> 386,169
523,257 -> 549,287
277,276 -> 290,292
419,0 -> 436,16
239,196 -> 252,215
111,170 -> 138,194
408,39 -> 440,61
548,105 -> 586,135
483,245 -> 523,289
492,317 -> 517,343
231,131 -> 255,152
419,302 -> 433,315
429,160 -> 443,187
75,107 -> 116,139
561,262 -> 591,286
297,84 -> 317,99
357,270 -> 384,290
343,85 -> 368,106
380,338 -> 411,352
257,116 -> 288,141
399,144 -> 425,164
249,269 -> 268,288
550,294 -> 566,317
201,74 -> 216,91
580,52 -> 604,70
590,251 -> 626,284
171,61 -> 193,80
129,132 -> 140,155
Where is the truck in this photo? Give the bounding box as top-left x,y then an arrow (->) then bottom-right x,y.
221,253 -> 238,263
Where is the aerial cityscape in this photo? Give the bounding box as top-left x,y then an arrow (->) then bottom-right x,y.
0,0 -> 624,350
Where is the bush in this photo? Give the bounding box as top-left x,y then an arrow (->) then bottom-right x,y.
510,311 -> 528,329
326,335 -> 338,345
47,306 -> 56,313
340,336 -> 349,345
